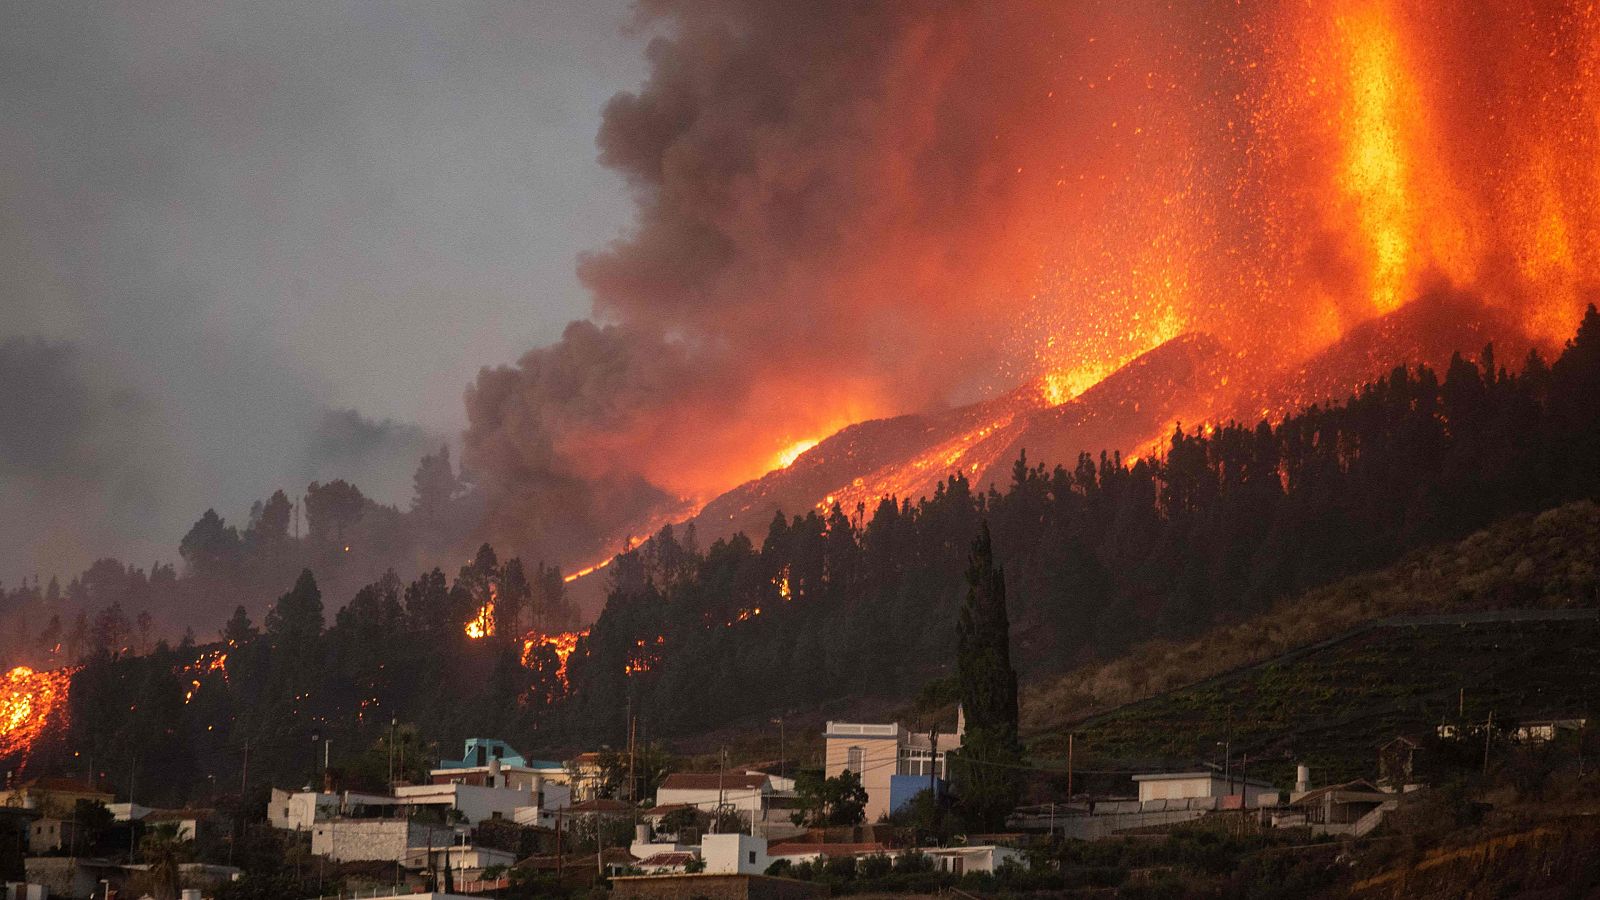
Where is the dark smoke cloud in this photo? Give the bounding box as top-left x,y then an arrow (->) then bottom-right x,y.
464,1 -> 1176,563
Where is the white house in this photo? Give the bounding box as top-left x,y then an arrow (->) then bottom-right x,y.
766,842 -> 895,865
700,833 -> 770,875
267,789 -> 338,830
1131,772 -> 1278,808
927,845 -> 1021,875
401,844 -> 517,879
394,782 -> 531,825
655,773 -> 771,816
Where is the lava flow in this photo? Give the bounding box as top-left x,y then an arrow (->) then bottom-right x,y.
0,665 -> 75,764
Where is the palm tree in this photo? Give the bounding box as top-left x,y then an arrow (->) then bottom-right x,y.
138,821 -> 191,900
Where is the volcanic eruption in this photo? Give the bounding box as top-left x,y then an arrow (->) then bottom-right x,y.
460,0 -> 1600,585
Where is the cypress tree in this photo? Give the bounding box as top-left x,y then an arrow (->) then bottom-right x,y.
951,520 -> 1025,831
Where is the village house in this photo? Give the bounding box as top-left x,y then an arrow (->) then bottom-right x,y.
1282,779 -> 1396,836
431,738 -> 567,793
140,807 -> 215,842
824,715 -> 963,823
926,845 -> 1022,875
1131,771 -> 1279,808
765,841 -> 894,866
2,777 -> 114,819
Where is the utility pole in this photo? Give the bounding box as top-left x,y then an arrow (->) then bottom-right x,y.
388,718 -> 397,791
1067,733 -> 1074,799
719,748 -> 728,833
1483,711 -> 1495,776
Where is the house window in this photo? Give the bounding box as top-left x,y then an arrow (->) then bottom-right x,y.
846,746 -> 864,774
492,811 -> 503,820
749,851 -> 757,865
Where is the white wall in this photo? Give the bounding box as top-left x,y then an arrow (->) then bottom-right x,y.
268,789 -> 337,831
700,833 -> 768,875
655,786 -> 766,815
394,783 -> 531,825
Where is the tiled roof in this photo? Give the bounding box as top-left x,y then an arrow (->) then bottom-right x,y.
21,778 -> 111,795
644,803 -> 696,817
639,852 -> 697,868
565,798 -> 634,814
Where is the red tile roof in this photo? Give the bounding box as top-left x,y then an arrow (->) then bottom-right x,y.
644,803 -> 696,817
20,777 -> 111,796
658,773 -> 768,792
565,798 -> 634,814
639,852 -> 697,868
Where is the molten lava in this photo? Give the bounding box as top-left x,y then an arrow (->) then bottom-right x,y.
0,665 -> 74,764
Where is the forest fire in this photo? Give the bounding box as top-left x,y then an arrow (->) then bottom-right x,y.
521,629 -> 587,688
465,585 -> 496,639
179,650 -> 229,704
625,635 -> 665,676
773,438 -> 821,470
0,665 -> 74,764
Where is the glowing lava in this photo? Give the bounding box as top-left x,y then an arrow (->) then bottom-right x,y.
0,665 -> 75,764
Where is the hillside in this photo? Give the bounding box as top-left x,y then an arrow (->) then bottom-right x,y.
1021,501 -> 1600,784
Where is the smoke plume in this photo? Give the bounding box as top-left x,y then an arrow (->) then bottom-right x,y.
467,0 -> 1600,565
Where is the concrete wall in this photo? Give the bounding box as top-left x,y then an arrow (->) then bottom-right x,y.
23,857 -> 101,899
311,819 -> 456,862
1054,809 -> 1209,840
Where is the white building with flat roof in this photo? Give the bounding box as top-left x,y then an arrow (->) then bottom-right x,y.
1132,772 -> 1278,807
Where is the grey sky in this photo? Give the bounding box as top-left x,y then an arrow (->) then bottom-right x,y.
0,1 -> 648,578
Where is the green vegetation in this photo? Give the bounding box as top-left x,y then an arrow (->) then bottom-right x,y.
1062,616 -> 1600,786
952,521 -> 1026,832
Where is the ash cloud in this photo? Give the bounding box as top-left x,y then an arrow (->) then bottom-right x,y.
464,1 -> 1205,563
460,1 -> 1075,560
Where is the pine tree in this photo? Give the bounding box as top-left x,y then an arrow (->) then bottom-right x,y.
223,605 -> 259,646
950,520 -> 1024,832
265,570 -> 324,644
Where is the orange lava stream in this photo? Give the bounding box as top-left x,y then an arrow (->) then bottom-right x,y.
0,665 -> 75,763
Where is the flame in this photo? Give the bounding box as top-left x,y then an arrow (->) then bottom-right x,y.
774,566 -> 792,602
521,629 -> 588,689
465,584 -> 497,639
0,665 -> 75,763
772,438 -> 822,470
625,635 -> 666,676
